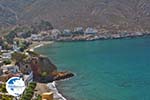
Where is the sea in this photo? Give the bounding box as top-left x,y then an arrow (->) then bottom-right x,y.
35,36 -> 150,100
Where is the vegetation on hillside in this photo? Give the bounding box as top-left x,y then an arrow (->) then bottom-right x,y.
31,20 -> 53,33
0,83 -> 13,100
11,52 -> 28,62
20,82 -> 37,100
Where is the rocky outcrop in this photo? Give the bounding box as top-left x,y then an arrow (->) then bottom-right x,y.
30,55 -> 57,80
29,55 -> 74,83
52,71 -> 74,81
15,52 -> 74,83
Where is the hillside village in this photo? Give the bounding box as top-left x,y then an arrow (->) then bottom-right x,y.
0,1 -> 150,100
0,20 -> 150,100
0,20 -> 75,100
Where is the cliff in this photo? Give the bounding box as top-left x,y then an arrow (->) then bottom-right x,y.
30,55 -> 57,82
30,55 -> 74,82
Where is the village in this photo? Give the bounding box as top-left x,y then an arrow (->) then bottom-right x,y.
0,20 -> 78,100
0,20 -> 149,100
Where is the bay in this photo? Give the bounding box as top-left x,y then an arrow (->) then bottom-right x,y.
35,37 -> 150,100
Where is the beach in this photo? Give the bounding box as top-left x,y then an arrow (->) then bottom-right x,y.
47,82 -> 67,100
28,41 -> 54,51
34,82 -> 66,100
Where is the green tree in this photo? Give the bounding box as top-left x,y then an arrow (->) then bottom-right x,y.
32,20 -> 53,32
3,59 -> 11,65
11,52 -> 28,62
5,32 -> 16,44
41,71 -> 48,77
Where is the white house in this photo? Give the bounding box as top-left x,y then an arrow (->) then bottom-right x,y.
51,29 -> 61,39
63,29 -> 72,35
73,27 -> 84,34
31,34 -> 43,41
0,46 -> 2,51
1,65 -> 20,74
2,52 -> 12,59
16,32 -> 25,37
13,41 -> 20,52
85,27 -> 98,34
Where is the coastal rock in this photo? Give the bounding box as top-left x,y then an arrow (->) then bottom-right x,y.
30,55 -> 57,80
52,71 -> 74,81
29,55 -> 74,82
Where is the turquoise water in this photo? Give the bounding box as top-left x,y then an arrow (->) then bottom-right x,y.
36,37 -> 150,100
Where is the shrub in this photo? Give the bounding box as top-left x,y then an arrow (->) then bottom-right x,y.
30,82 -> 36,86
26,88 -> 33,94
26,92 -> 33,97
29,83 -> 36,89
41,72 -> 48,77
32,20 -> 53,32
21,95 -> 31,100
20,82 -> 37,100
11,52 -> 28,62
1,95 -> 13,100
37,95 -> 42,100
27,51 -> 40,57
3,59 -> 11,65
0,84 -> 7,93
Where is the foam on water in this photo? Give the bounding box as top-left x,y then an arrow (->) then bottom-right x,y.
47,82 -> 67,100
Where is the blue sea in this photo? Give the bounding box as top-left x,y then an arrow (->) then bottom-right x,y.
35,36 -> 150,100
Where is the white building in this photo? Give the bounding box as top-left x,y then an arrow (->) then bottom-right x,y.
73,27 -> 84,34
63,29 -> 72,35
31,34 -> 43,41
0,46 -> 2,51
51,29 -> 61,39
24,71 -> 33,86
1,65 -> 20,74
2,52 -> 12,59
13,41 -> 20,52
85,27 -> 98,34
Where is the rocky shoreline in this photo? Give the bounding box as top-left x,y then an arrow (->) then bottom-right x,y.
32,33 -> 150,100
56,32 -> 150,42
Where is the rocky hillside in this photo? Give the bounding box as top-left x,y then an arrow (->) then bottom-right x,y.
0,0 -> 150,32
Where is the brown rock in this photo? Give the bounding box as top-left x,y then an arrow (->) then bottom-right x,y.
52,71 -> 74,81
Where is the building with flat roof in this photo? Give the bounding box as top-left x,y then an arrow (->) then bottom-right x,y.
1,65 -> 20,74
85,27 -> 98,34
2,52 -> 12,59
42,92 -> 53,100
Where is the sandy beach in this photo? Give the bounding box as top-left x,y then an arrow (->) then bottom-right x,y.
28,41 -> 54,51
34,82 -> 66,100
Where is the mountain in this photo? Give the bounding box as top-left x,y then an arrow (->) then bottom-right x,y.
0,0 -> 150,32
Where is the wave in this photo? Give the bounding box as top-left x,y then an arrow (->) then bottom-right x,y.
33,44 -> 44,50
47,81 -> 67,100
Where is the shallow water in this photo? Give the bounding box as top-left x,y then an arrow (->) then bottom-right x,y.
36,36 -> 150,100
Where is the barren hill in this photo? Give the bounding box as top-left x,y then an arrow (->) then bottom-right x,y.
0,0 -> 150,32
